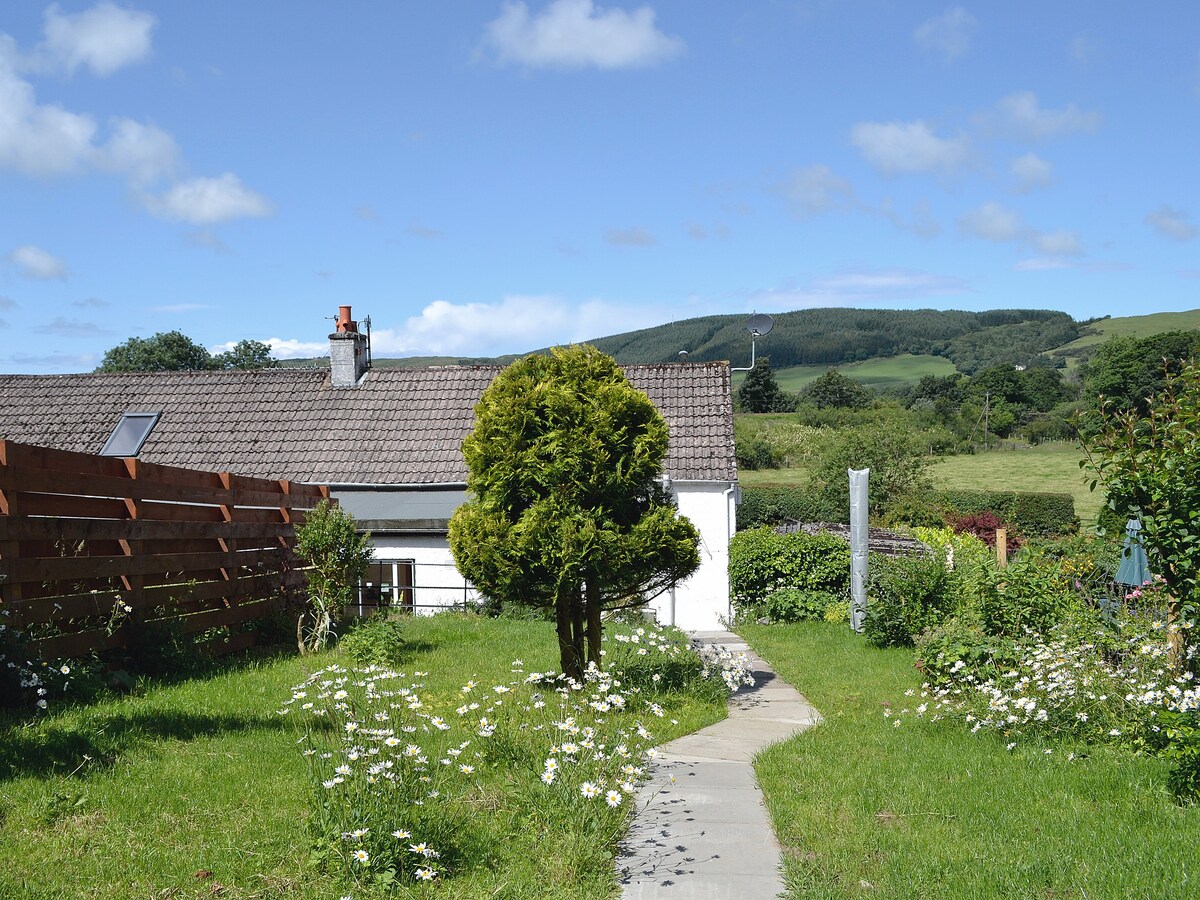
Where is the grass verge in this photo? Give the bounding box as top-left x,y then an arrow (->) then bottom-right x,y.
0,615 -> 725,899
741,622 -> 1199,899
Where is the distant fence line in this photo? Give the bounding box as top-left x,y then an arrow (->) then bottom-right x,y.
0,440 -> 328,661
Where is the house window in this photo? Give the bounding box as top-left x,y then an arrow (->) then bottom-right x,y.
99,412 -> 161,457
357,559 -> 414,614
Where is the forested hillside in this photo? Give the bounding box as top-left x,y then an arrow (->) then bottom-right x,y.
583,308 -> 1084,373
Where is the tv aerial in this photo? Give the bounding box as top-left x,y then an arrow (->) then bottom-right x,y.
732,312 -> 774,372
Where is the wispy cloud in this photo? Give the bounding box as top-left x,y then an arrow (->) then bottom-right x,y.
483,0 -> 684,70
776,164 -> 856,217
1145,205 -> 1196,241
1009,153 -> 1052,192
404,219 -> 444,240
914,7 -> 978,62
30,1 -> 156,77
604,226 -> 657,247
850,120 -> 970,175
985,91 -> 1102,140
748,268 -> 972,308
8,244 -> 69,280
958,202 -> 1083,256
32,316 -> 110,337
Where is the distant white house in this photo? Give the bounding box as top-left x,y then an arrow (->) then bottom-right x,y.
0,310 -> 739,630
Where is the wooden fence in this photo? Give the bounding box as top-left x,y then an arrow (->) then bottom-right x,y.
0,440 -> 328,661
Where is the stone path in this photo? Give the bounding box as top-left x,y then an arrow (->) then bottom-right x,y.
616,630 -> 822,900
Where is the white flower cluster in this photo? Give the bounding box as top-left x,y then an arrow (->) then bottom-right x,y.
893,620 -> 1198,748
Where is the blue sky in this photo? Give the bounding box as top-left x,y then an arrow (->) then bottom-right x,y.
2,1 -> 1198,373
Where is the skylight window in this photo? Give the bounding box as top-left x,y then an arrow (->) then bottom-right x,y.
100,412 -> 160,457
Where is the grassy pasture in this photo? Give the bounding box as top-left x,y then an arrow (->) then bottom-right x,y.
736,354 -> 957,393
743,623 -> 1200,899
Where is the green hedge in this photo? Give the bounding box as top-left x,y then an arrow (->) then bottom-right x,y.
739,484 -> 1078,535
729,527 -> 850,612
738,485 -> 842,529
934,489 -> 1077,536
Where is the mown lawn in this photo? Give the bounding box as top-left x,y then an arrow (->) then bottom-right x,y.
742,623 -> 1199,899
0,616 -> 725,899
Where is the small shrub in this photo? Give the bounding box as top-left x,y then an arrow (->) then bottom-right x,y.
949,511 -> 1024,555
1162,712 -> 1200,805
339,614 -> 406,667
294,500 -> 373,653
735,432 -> 782,470
976,549 -> 1089,638
762,588 -> 844,623
823,599 -> 850,624
863,551 -> 959,648
915,615 -> 1021,684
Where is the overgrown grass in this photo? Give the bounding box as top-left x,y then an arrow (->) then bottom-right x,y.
0,615 -> 726,899
742,622 -> 1199,899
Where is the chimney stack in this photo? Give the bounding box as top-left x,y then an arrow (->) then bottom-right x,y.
329,305 -> 369,387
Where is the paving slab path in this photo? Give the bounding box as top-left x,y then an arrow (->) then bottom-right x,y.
616,630 -> 822,900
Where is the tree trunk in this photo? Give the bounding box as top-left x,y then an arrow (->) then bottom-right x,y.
585,578 -> 603,669
569,586 -> 586,679
555,590 -> 580,682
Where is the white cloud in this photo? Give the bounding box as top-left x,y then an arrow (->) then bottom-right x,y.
9,244 -> 68,279
144,173 -> 274,224
483,0 -> 684,70
214,338 -> 326,360
605,226 -> 657,246
991,91 -> 1101,140
1145,205 -> 1196,241
850,120 -> 969,175
39,1 -> 156,77
876,197 -> 942,238
1010,153 -> 1051,192
778,164 -> 855,216
958,202 -> 1084,256
33,316 -> 109,337
957,202 -> 1022,242
914,7 -> 977,61
1070,35 -> 1099,64
749,268 -> 971,307
1033,230 -> 1083,256
95,116 -> 180,185
0,12 -> 269,226
0,55 -> 98,175
150,303 -> 218,313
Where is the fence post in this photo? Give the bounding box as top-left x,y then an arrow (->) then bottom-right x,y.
995,528 -> 1008,569
120,458 -> 146,634
219,472 -> 237,607
0,441 -> 21,602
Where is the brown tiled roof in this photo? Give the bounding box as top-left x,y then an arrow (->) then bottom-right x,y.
0,363 -> 735,484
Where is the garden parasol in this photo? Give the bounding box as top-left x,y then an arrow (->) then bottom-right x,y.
1114,518 -> 1152,588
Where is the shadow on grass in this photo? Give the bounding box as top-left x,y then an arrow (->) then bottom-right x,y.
0,705 -> 324,782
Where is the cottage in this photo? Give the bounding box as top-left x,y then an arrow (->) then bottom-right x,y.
0,310 -> 739,630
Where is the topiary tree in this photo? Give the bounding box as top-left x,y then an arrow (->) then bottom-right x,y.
294,499 -> 373,653
1083,357 -> 1200,666
448,345 -> 700,680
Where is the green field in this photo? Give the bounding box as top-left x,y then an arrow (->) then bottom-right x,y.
739,442 -> 1103,526
734,353 -> 957,393
1048,308 -> 1200,369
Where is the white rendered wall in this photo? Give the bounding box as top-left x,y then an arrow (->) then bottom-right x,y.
369,534 -> 481,612
365,482 -> 735,631
644,482 -> 734,632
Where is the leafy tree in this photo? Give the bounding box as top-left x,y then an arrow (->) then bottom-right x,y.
1082,331 -> 1200,416
97,330 -> 215,372
1083,357 -> 1200,665
294,499 -> 373,654
804,369 -> 872,410
737,355 -> 794,412
807,425 -> 933,519
448,346 -> 700,680
213,339 -> 278,370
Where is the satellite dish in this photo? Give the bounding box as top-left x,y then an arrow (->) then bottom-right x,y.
678,350 -> 689,359
745,313 -> 774,338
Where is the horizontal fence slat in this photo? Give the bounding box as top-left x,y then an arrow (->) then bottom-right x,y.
1,440 -> 324,665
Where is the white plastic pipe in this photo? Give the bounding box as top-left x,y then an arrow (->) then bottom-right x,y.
849,468 -> 870,633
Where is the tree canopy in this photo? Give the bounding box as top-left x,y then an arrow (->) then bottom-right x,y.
1083,356 -> 1200,664
97,332 -> 277,372
803,369 -> 872,410
737,356 -> 794,412
448,345 -> 700,679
